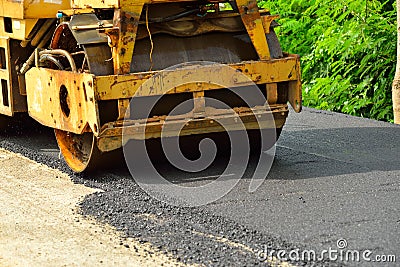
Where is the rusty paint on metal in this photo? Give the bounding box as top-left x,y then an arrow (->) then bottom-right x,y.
97,105 -> 289,152
117,98 -> 131,120
25,67 -> 100,135
94,56 -> 301,100
72,0 -> 196,10
288,54 -> 302,112
110,4 -> 143,74
0,0 -> 70,19
261,14 -> 279,34
0,0 -> 302,172
193,91 -> 205,118
236,0 -> 270,60
266,83 -> 278,105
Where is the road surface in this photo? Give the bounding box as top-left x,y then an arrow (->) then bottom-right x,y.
0,108 -> 398,266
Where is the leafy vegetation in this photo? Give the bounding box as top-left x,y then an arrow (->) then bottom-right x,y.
258,0 -> 396,122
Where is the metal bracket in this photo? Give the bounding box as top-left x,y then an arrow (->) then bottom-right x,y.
236,0 -> 271,60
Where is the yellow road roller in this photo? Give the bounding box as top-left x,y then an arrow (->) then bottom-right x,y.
0,0 -> 301,172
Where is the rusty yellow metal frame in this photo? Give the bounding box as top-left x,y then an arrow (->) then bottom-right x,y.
24,55 -> 301,138
261,14 -> 279,34
0,18 -> 38,41
0,37 -> 12,116
236,0 -> 270,60
288,57 -> 302,112
110,2 -> 144,74
94,55 -> 301,100
25,68 -> 101,135
72,0 -> 197,9
20,0 -> 301,152
97,105 -> 289,152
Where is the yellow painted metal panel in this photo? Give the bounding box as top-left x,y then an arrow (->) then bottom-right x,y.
94,57 -> 301,101
24,56 -> 301,134
236,0 -> 270,60
0,18 -> 37,40
0,0 -> 70,19
25,68 -> 100,135
288,55 -> 302,112
0,37 -> 12,116
97,105 -> 288,152
71,0 -> 194,9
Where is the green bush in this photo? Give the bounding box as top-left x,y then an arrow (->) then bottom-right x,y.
258,0 -> 396,122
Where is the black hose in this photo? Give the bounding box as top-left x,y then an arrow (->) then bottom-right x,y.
39,55 -> 64,70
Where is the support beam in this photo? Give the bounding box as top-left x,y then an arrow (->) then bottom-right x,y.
236,0 -> 270,60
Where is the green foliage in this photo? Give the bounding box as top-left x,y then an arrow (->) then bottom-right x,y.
258,0 -> 396,122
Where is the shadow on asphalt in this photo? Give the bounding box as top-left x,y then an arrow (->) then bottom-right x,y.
111,126 -> 400,185
1,116 -> 399,183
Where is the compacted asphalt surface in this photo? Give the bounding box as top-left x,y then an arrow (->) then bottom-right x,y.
0,107 -> 399,266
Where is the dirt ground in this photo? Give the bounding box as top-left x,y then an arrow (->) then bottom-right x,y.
0,148 -> 184,267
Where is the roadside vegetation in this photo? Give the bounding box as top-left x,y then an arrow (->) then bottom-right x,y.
258,0 -> 396,122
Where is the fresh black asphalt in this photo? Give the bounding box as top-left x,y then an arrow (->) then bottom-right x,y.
1,108 -> 398,266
